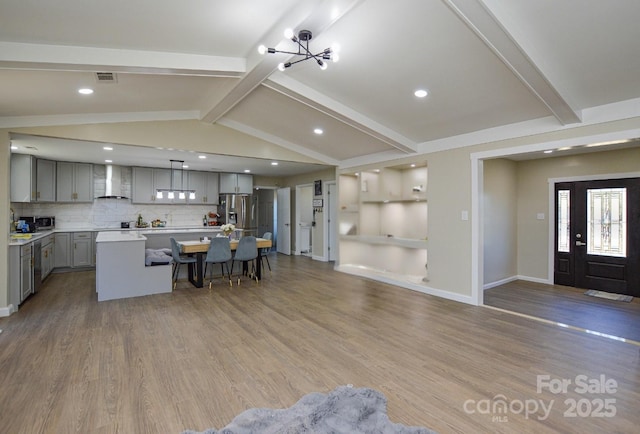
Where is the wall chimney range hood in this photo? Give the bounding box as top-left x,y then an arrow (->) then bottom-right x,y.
96,165 -> 129,199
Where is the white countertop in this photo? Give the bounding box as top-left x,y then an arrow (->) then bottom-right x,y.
8,226 -> 249,246
95,231 -> 147,243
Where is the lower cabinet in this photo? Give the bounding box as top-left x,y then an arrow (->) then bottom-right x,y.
54,232 -> 72,268
20,245 -> 34,302
72,232 -> 93,267
54,231 -> 95,268
8,244 -> 34,307
41,234 -> 54,281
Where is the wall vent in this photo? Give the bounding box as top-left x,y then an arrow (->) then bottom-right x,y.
95,72 -> 117,83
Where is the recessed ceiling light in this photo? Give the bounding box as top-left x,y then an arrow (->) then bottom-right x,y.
183,165 -> 189,169
271,161 -> 279,166
314,128 -> 323,135
78,88 -> 94,95
198,155 -> 206,159
543,150 -> 553,154
244,169 -> 251,173
414,89 -> 428,98
105,159 -> 112,163
558,146 -> 572,151
410,164 -> 416,168
103,146 -> 113,151
10,145 -> 18,150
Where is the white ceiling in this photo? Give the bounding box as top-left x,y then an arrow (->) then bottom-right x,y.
2,0 -> 640,171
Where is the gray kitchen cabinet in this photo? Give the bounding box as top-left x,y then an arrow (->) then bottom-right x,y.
10,154 -> 56,202
54,232 -> 71,268
8,244 -> 33,306
10,154 -> 36,202
56,161 -> 93,202
132,167 -> 154,204
72,232 -> 93,267
219,173 -> 253,194
187,171 -> 219,204
36,159 -> 57,202
41,234 -> 54,280
132,167 -> 176,204
20,244 -> 34,302
91,231 -> 97,266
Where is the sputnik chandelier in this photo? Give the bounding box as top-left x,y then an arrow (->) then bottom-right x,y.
258,29 -> 340,71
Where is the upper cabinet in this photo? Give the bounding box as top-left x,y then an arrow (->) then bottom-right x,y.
187,171 -> 219,204
56,162 -> 93,202
37,159 -> 57,202
132,167 -> 190,204
10,154 -> 56,202
219,173 -> 253,194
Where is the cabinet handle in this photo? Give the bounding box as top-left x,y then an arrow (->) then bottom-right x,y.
74,243 -> 77,249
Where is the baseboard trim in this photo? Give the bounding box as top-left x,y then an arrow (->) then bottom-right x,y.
483,274 -> 551,290
336,265 -> 474,305
0,304 -> 16,317
312,254 -> 328,262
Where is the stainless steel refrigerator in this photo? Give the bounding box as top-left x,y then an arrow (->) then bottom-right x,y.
218,194 -> 258,237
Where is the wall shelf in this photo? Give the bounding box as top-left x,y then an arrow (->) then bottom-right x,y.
340,234 -> 427,249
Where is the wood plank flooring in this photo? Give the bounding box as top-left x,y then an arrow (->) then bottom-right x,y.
484,280 -> 640,343
1,254 -> 639,434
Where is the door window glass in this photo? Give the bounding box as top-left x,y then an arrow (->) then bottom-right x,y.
557,189 -> 571,253
587,188 -> 626,257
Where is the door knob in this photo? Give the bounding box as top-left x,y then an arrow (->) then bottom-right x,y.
575,241 -> 587,246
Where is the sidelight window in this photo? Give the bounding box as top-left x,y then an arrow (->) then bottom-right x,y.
557,189 -> 571,253
587,188 -> 626,257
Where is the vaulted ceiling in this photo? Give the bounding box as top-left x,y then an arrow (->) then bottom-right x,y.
2,0 -> 640,173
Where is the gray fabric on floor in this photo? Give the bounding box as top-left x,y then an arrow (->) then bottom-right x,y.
182,385 -> 435,434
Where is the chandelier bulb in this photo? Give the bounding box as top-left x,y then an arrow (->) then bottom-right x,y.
318,60 -> 328,70
278,63 -> 286,72
284,28 -> 294,39
258,45 -> 267,55
332,53 -> 340,63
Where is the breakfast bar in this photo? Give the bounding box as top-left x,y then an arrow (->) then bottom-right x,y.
95,231 -> 172,301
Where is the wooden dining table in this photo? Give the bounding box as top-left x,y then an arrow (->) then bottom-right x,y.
178,237 -> 272,288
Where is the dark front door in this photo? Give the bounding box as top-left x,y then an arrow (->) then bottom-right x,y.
554,178 -> 640,296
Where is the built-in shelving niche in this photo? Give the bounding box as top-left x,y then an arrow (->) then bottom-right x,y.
337,163 -> 428,286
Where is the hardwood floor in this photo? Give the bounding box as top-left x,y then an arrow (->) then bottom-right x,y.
1,254 -> 639,434
484,280 -> 640,343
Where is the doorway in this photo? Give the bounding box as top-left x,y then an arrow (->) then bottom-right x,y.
554,178 -> 640,296
276,187 -> 291,255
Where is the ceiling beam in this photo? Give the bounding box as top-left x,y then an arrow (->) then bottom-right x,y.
0,42 -> 244,77
200,0 -> 366,124
443,0 -> 582,125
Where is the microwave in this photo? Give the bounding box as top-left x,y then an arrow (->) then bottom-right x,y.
20,216 -> 55,231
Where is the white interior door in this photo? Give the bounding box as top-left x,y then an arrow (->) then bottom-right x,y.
328,182 -> 337,261
296,184 -> 313,256
277,187 -> 291,255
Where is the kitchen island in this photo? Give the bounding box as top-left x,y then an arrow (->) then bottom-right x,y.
95,231 -> 172,301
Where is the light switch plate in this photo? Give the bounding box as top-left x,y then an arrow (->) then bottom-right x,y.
461,210 -> 469,221
537,213 -> 545,220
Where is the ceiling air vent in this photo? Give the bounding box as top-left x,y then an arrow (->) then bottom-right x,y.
95,72 -> 117,83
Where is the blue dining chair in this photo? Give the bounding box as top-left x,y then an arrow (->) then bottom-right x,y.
203,237 -> 233,288
230,236 -> 258,285
260,232 -> 272,274
170,237 -> 196,289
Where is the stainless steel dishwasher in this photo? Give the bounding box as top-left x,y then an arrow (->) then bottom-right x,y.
33,240 -> 42,293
